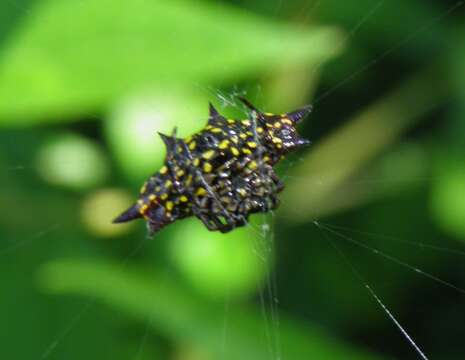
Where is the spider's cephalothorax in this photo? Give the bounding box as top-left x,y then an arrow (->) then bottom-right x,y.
113,97 -> 311,235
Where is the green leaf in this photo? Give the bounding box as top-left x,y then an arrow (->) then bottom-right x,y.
431,151 -> 465,241
38,259 -> 381,360
0,0 -> 344,126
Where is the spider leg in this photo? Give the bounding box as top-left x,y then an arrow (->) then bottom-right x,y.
233,214 -> 248,228
257,166 -> 283,209
192,189 -> 237,233
193,208 -> 236,233
269,193 -> 280,209
195,211 -> 221,231
216,213 -> 249,233
266,167 -> 284,192
216,218 -> 234,233
245,177 -> 281,215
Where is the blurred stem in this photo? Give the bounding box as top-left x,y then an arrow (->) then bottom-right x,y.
281,64 -> 449,221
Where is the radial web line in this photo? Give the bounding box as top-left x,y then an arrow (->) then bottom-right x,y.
313,220 -> 429,360
320,221 -> 465,257
316,221 -> 465,295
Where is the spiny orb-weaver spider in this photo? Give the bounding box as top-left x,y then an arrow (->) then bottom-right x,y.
113,97 -> 311,235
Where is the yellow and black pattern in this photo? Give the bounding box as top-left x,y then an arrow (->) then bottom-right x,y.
113,97 -> 311,235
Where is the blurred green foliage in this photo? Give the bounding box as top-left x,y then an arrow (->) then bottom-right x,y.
0,0 -> 464,359
0,0 -> 341,124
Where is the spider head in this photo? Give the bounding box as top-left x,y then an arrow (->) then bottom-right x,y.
238,97 -> 311,153
265,115 -> 311,152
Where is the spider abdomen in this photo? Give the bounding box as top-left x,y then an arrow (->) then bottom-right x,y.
113,98 -> 311,235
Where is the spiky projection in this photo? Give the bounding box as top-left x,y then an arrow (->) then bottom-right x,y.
113,97 -> 311,235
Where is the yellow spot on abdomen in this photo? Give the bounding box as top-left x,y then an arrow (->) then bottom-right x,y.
203,162 -> 212,173
248,160 -> 258,170
195,187 -> 207,196
219,139 -> 230,149
247,141 -> 257,148
140,204 -> 149,215
186,174 -> 193,185
237,188 -> 247,197
282,118 -> 293,125
202,149 -> 215,159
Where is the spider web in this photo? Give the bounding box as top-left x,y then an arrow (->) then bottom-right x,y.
202,2 -> 465,359
1,1 -> 465,359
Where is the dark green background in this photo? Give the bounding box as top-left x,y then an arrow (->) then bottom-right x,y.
1,0 -> 464,359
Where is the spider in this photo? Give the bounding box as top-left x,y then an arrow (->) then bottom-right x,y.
113,97 -> 311,235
